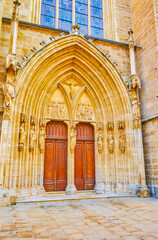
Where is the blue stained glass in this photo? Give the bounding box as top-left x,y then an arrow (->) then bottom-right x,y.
42,0 -> 55,6
41,4 -> 55,17
91,27 -> 103,37
79,24 -> 88,35
41,15 -> 55,27
91,0 -> 102,8
75,13 -> 88,25
59,19 -> 72,30
76,0 -> 88,4
59,9 -> 72,21
59,0 -> 72,10
91,7 -> 102,17
91,16 -> 103,28
75,2 -> 88,14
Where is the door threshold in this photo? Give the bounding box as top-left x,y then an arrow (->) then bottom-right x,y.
46,190 -> 96,195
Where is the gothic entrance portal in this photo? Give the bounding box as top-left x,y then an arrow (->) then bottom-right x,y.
75,123 -> 95,190
43,121 -> 67,192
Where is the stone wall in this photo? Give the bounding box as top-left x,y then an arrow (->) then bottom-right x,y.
142,118 -> 158,195
132,0 -> 158,190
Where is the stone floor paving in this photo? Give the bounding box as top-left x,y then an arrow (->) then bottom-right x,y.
0,197 -> 158,240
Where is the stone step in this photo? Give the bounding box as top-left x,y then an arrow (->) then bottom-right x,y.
16,192 -> 131,204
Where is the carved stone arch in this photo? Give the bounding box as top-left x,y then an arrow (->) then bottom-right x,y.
3,34 -> 143,195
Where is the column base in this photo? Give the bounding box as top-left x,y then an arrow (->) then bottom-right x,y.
137,185 -> 150,198
95,183 -> 105,194
66,184 -> 77,195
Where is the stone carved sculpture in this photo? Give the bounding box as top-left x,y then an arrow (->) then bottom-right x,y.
70,125 -> 76,153
29,128 -> 37,152
97,122 -> 104,154
76,102 -> 93,120
72,23 -> 80,34
130,74 -> 141,91
12,0 -> 21,22
29,116 -> 37,152
64,80 -> 79,99
119,130 -> 126,153
39,118 -> 46,153
132,96 -> 140,119
48,101 -> 65,118
3,79 -> 14,108
19,126 -> 26,151
108,131 -> 114,153
39,130 -> 45,153
18,113 -> 27,151
97,132 -> 103,153
6,54 -> 17,72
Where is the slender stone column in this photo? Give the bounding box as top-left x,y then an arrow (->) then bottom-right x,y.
9,0 -> 21,54
65,121 -> 77,195
39,118 -> 46,193
128,29 -> 150,197
95,123 -> 105,194
128,29 -> 137,76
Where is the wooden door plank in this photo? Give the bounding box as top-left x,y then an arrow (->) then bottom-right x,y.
75,141 -> 84,190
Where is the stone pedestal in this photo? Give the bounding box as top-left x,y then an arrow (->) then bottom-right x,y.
95,183 -> 105,194
66,184 -> 77,195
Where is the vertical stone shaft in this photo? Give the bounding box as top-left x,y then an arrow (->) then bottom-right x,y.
9,0 -> 21,54
128,29 -> 137,75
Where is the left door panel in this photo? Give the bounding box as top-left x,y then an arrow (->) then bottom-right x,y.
44,140 -> 56,191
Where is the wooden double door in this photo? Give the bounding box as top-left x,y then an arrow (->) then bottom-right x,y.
75,123 -> 95,190
43,121 -> 95,192
44,121 -> 67,192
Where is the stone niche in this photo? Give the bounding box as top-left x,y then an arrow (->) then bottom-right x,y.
47,88 -> 68,119
75,92 -> 94,121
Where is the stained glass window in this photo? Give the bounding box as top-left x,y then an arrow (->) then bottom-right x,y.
75,0 -> 88,35
40,0 -> 104,38
91,0 -> 103,38
41,0 -> 56,27
59,0 -> 72,30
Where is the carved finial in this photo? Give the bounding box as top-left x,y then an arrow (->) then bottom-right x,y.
12,0 -> 21,22
72,23 -> 80,34
128,28 -> 134,47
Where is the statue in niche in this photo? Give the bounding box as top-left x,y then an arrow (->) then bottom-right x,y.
119,130 -> 126,153
108,131 -> 114,153
29,127 -> 37,152
70,126 -> 76,153
3,79 -> 14,107
132,96 -> 140,119
76,102 -> 93,120
39,130 -> 46,153
97,131 -> 103,153
19,125 -> 26,151
64,80 -> 79,99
